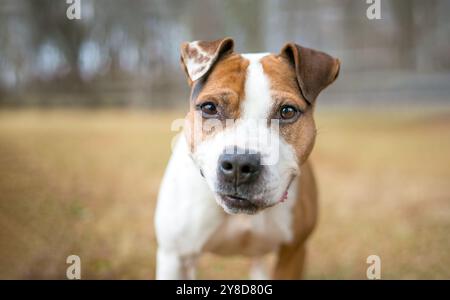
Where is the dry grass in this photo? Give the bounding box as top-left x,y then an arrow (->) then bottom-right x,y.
0,107 -> 449,279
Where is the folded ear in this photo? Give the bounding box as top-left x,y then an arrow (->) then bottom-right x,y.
280,43 -> 340,104
180,37 -> 234,85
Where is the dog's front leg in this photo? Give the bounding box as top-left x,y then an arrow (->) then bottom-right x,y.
272,243 -> 307,279
156,249 -> 198,279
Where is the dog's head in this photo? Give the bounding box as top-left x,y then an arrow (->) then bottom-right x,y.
180,37 -> 340,214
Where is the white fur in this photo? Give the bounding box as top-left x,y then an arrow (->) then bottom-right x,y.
155,53 -> 300,279
155,136 -> 225,279
241,53 -> 271,120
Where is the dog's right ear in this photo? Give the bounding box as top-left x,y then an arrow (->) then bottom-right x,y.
180,37 -> 234,86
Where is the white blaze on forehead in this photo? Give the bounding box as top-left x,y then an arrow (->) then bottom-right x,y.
241,53 -> 271,120
235,53 -> 279,165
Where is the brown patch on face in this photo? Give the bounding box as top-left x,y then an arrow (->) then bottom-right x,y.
261,55 -> 316,165
196,53 -> 249,118
185,53 -> 249,152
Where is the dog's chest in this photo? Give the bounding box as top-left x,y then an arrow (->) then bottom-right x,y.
204,197 -> 296,256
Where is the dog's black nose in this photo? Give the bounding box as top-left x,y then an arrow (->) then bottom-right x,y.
218,148 -> 261,185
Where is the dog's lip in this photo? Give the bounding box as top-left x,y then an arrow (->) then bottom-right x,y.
219,194 -> 259,209
217,174 -> 297,210
224,194 -> 248,201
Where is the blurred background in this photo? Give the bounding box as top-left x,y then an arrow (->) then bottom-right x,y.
0,0 -> 449,279
2,0 -> 450,107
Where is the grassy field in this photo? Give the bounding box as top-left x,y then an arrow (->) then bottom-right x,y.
0,107 -> 449,279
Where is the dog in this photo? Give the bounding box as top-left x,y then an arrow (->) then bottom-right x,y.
155,37 -> 340,279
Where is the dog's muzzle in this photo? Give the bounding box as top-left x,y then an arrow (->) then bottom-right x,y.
216,147 -> 264,212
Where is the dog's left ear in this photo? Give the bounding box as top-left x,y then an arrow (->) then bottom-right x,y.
280,43 -> 340,104
180,37 -> 234,86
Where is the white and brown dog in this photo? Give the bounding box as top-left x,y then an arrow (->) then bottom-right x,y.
155,37 -> 340,279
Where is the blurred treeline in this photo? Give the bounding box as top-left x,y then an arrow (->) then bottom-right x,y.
0,0 -> 449,108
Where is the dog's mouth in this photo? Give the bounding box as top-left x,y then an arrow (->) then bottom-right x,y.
219,194 -> 259,212
217,175 -> 296,214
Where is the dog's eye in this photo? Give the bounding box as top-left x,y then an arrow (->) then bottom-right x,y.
280,105 -> 299,120
200,102 -> 218,117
